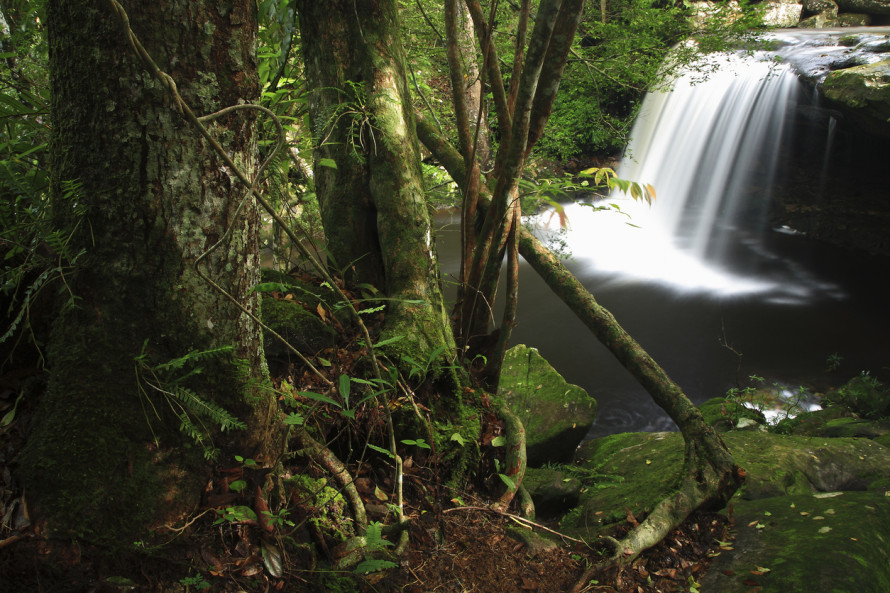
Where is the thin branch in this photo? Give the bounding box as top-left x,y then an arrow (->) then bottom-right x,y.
444,505 -> 586,544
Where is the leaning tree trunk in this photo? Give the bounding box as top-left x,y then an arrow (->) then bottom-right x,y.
20,0 -> 275,542
295,0 -> 455,364
416,112 -> 744,562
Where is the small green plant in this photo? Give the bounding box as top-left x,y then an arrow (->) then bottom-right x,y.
353,521 -> 398,574
134,343 -> 246,460
400,437 -> 431,450
213,505 -> 257,526
226,455 -> 257,493
723,374 -> 766,424
262,507 -> 295,529
826,352 -> 843,372
179,574 -> 211,591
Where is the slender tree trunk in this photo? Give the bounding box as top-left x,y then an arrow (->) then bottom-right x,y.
457,1 -> 490,169
417,112 -> 743,557
296,0 -> 455,363
20,0 -> 272,541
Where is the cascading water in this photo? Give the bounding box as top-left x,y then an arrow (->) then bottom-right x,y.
439,30 -> 890,437
552,44 -> 844,301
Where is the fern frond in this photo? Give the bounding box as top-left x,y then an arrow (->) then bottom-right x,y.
170,386 -> 247,431
154,345 -> 234,372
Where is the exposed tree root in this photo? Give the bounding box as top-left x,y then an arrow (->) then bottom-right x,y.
294,429 -> 368,535
493,404 -> 527,511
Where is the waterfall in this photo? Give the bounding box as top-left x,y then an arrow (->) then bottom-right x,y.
552,45 -> 843,301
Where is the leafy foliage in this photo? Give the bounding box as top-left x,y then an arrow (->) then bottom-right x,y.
537,0 -> 762,158
1,3 -> 85,368
134,343 -> 247,460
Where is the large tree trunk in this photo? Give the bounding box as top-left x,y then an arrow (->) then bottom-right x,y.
20,0 -> 273,541
295,0 -> 455,363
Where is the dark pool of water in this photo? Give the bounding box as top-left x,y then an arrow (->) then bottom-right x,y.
435,212 -> 890,439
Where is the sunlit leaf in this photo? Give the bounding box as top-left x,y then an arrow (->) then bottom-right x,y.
283,412 -> 304,426
498,473 -> 516,490
368,444 -> 395,458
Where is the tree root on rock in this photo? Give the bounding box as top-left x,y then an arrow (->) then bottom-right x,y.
492,404 -> 527,511
294,429 -> 368,535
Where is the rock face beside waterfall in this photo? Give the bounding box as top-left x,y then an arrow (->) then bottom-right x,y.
772,29 -> 890,138
823,57 -> 890,132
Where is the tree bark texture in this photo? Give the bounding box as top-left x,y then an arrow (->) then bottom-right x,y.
20,0 -> 271,540
296,0 -> 455,362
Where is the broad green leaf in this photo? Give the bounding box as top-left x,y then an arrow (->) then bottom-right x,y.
368,444 -> 395,458
353,559 -> 398,574
283,412 -> 304,426
491,435 -> 507,447
338,374 -> 351,407
298,390 -> 340,407
319,158 -> 337,169
498,473 -> 516,490
373,335 -> 406,348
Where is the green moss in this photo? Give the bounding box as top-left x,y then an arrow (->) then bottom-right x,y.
561,430 -> 890,540
823,58 -> 890,130
261,296 -> 335,359
701,492 -> 890,593
822,374 -> 890,419
287,474 -> 353,542
499,345 -> 597,466
698,396 -> 766,431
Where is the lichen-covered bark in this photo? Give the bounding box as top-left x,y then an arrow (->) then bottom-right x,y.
296,0 -> 455,362
20,0 -> 270,541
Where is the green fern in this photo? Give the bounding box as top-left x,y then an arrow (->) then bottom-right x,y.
134,344 -> 246,459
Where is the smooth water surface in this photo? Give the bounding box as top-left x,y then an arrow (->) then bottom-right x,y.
436,32 -> 890,437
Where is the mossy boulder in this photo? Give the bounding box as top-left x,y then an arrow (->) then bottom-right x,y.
700,491 -> 890,593
823,57 -> 890,137
498,345 -> 597,466
822,374 -> 890,419
560,431 -> 890,538
261,297 -> 335,359
522,467 -> 583,518
698,397 -> 767,432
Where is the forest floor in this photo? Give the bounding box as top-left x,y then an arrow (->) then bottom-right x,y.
1,379 -> 732,593
1,277 -> 733,592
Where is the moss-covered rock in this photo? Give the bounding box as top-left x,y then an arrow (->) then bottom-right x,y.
698,397 -> 767,432
259,269 -> 341,360
560,431 -> 890,538
700,491 -> 890,593
822,374 -> 890,419
772,406 -> 852,436
522,467 -> 583,517
498,345 -> 597,466
261,296 -> 335,360
824,57 -> 890,136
